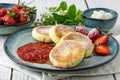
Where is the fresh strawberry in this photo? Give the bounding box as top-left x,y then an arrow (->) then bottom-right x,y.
95,44 -> 111,56
19,15 -> 28,23
19,8 -> 26,15
88,28 -> 101,42
76,25 -> 89,35
20,7 -> 27,12
0,17 -> 3,25
7,9 -> 19,18
2,15 -> 16,25
13,5 -> 20,14
94,35 -> 108,46
94,33 -> 112,46
0,8 -> 7,17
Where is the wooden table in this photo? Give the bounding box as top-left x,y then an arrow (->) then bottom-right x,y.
0,0 -> 120,80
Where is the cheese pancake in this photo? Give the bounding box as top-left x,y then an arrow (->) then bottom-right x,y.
49,24 -> 74,43
49,40 -> 85,68
32,26 -> 52,43
60,32 -> 94,57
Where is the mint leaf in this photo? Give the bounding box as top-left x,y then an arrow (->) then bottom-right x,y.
56,1 -> 67,11
60,1 -> 67,10
64,19 -> 78,25
65,4 -> 76,19
37,1 -> 85,25
75,9 -> 82,21
52,13 -> 66,23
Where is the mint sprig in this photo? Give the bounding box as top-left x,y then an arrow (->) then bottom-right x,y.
35,1 -> 84,26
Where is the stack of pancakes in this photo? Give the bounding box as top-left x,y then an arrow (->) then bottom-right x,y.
32,24 -> 94,68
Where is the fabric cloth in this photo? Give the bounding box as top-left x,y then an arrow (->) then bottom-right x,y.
0,35 -> 120,80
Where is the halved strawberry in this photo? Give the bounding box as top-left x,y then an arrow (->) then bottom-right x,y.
95,44 -> 111,56
94,33 -> 112,46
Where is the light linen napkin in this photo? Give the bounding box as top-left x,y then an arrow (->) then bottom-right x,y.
0,35 -> 120,80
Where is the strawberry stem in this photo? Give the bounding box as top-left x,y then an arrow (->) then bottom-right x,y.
107,31 -> 113,36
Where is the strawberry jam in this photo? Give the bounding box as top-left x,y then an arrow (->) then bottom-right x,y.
17,42 -> 53,64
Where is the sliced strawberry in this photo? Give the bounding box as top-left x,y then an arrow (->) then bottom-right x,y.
94,33 -> 112,46
95,44 -> 111,56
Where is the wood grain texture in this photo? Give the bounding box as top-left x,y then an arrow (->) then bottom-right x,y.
86,0 -> 120,36
12,70 -> 34,80
115,73 -> 120,80
0,0 -> 118,80
70,75 -> 114,80
0,65 -> 11,80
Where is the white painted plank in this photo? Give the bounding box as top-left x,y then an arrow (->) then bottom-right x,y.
86,0 -> 120,36
115,73 -> 120,80
60,77 -> 72,80
0,65 -> 11,80
12,69 -> 35,80
70,75 -> 114,80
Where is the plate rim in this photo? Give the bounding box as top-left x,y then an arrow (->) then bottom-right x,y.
4,27 -> 120,73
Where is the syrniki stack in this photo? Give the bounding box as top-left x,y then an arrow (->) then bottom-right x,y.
49,40 -> 85,68
49,24 -> 75,43
32,26 -> 52,43
60,32 -> 94,57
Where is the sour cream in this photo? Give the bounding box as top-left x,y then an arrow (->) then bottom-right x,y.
91,10 -> 112,19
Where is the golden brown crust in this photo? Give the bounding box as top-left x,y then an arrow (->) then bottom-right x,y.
49,40 -> 85,68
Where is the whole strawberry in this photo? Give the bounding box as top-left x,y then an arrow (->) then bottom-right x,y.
19,15 -> 28,23
0,18 -> 3,25
0,8 -> 7,17
13,5 -> 20,14
88,28 -> 101,42
76,25 -> 88,35
2,15 -> 16,25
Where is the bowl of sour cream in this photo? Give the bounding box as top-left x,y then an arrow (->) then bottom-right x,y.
83,8 -> 118,32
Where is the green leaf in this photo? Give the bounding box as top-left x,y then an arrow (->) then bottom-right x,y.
64,19 -> 78,25
56,1 -> 67,11
52,13 -> 66,23
75,9 -> 82,21
60,1 -> 67,10
48,7 -> 57,12
65,4 -> 76,19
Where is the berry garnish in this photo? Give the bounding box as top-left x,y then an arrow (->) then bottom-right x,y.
88,28 -> 101,42
76,25 -> 88,35
95,44 -> 111,56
